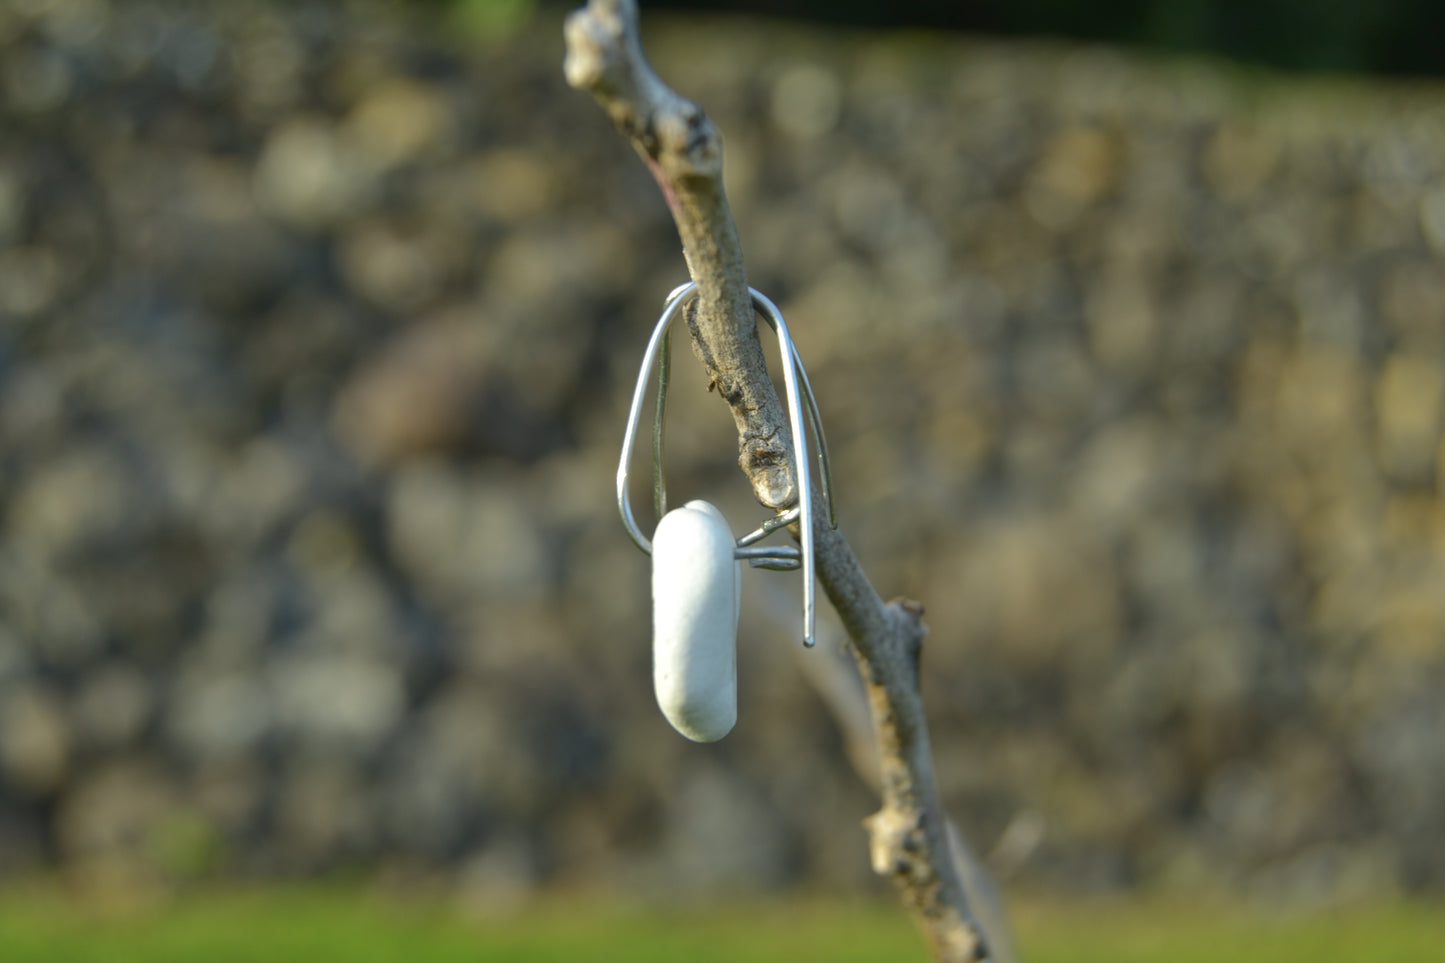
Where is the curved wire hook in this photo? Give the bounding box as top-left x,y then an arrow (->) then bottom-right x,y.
617,282 -> 835,647
653,284 -> 836,534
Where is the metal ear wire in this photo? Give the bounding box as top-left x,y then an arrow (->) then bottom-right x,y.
617,282 -> 835,647
650,284 -> 837,534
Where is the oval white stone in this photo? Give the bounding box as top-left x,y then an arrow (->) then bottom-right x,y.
651,500 -> 740,742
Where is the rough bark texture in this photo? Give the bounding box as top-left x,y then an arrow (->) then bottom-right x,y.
781,586 -> 1017,963
564,0 -> 795,508
565,2 -> 991,959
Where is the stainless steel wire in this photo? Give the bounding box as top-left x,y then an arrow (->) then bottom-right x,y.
616,282 -> 835,647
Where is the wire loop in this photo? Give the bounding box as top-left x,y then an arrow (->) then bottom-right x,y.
616,282 -> 835,647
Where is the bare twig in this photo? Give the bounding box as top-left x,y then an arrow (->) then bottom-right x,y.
565,2 -> 990,959
564,0 -> 794,508
764,582 -> 1018,963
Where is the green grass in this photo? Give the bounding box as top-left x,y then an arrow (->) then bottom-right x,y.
0,886 -> 1441,962
1013,898 -> 1445,963
0,889 -> 919,963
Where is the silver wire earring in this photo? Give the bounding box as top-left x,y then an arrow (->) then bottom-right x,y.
617,283 -> 835,740
618,281 -> 835,642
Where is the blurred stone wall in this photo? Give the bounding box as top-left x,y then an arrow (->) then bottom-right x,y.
2,0 -> 1445,903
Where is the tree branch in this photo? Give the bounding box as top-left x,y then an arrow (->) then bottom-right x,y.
769,582 -> 1018,963
565,2 -> 990,959
564,0 -> 795,508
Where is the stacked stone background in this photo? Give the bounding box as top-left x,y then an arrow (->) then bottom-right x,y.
2,0 -> 1445,904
